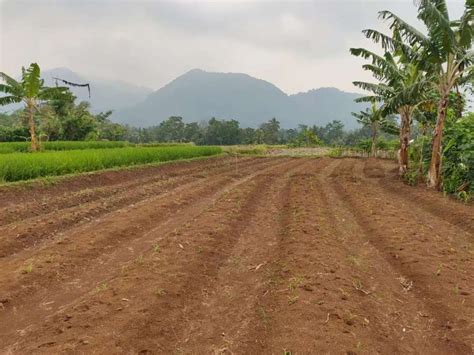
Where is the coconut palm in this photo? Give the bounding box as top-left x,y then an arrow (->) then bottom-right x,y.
377,0 -> 473,188
0,63 -> 69,151
350,45 -> 431,174
352,102 -> 398,157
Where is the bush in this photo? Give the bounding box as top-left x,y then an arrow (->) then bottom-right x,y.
441,114 -> 473,199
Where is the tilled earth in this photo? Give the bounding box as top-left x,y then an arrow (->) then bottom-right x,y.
0,156 -> 472,354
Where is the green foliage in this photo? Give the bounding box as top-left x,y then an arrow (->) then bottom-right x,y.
0,141 -> 130,153
205,118 -> 241,145
357,137 -> 399,154
441,113 -> 473,199
259,118 -> 280,145
328,147 -> 344,158
403,169 -> 421,186
0,146 -> 222,182
288,126 -> 322,147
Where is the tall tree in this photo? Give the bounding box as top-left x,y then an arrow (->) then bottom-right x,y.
0,63 -> 69,151
378,0 -> 473,188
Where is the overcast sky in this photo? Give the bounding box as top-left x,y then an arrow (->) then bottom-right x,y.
0,0 -> 466,94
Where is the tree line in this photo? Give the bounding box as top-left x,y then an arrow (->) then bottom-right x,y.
0,103 -> 395,148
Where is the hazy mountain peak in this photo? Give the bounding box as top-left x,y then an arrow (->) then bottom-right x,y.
113,69 -> 366,129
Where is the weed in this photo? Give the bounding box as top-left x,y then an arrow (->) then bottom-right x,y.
95,282 -> 108,293
347,254 -> 363,267
153,244 -> 161,253
288,295 -> 299,305
22,263 -> 33,274
155,288 -> 167,296
288,276 -> 305,291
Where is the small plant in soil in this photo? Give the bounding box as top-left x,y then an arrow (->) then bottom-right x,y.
288,276 -> 305,291
95,282 -> 107,293
287,295 -> 299,305
22,263 -> 33,274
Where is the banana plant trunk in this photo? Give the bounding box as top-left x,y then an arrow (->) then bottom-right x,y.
27,99 -> 39,152
371,123 -> 377,158
428,92 -> 449,189
398,108 -> 411,175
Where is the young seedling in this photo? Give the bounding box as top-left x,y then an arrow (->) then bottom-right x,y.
95,282 -> 108,293
22,263 -> 33,274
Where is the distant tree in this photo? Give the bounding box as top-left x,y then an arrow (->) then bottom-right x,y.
157,116 -> 185,142
240,127 -> 257,144
318,120 -> 345,145
0,63 -> 69,150
205,118 -> 241,145
352,102 -> 397,157
38,105 -> 62,141
183,122 -> 204,143
61,102 -> 97,140
259,118 -> 280,144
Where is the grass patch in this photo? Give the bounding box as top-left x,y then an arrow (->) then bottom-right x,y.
0,140 -> 131,153
0,146 -> 222,182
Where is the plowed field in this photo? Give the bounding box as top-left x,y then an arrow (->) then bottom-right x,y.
0,157 -> 472,354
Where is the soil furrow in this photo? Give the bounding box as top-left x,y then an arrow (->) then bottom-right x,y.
0,156 -> 259,226
0,158 -> 299,351
0,157 -> 268,257
171,159 -> 322,354
331,159 -> 473,353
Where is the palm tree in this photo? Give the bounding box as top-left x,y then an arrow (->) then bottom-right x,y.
350,46 -> 430,174
378,0 -> 473,188
352,102 -> 397,157
0,63 -> 69,151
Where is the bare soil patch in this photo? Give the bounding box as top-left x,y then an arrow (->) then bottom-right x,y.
0,157 -> 472,354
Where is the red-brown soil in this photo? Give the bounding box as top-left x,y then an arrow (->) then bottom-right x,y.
0,157 -> 472,354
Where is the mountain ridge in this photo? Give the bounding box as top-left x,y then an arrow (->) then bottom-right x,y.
1,67 -> 367,129
114,69 -> 367,129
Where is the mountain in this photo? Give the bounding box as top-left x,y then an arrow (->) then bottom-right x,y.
113,69 -> 367,129
289,87 -> 365,127
0,68 -> 152,114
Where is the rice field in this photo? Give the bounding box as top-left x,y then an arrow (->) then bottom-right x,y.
0,141 -> 131,153
0,145 -> 222,182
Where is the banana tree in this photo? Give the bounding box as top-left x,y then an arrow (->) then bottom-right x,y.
350,45 -> 430,174
352,102 -> 397,157
378,0 -> 473,188
0,63 -> 69,151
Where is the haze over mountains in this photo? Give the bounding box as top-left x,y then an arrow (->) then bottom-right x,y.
114,69 -> 366,129
2,68 -> 368,129
0,68 -> 153,114
42,68 -> 153,113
